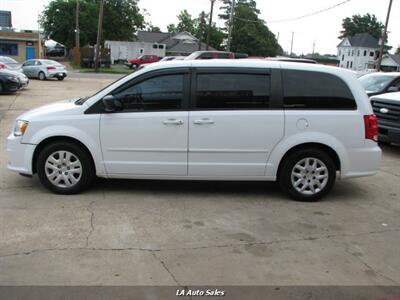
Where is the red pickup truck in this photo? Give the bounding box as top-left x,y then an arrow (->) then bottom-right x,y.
126,54 -> 161,69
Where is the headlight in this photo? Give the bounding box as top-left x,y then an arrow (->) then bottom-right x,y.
13,120 -> 29,136
6,75 -> 19,82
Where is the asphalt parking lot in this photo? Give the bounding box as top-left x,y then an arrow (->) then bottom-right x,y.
0,76 -> 400,287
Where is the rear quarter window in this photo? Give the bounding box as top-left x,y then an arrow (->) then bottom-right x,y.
282,70 -> 357,110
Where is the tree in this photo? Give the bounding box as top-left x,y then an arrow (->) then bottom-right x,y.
219,0 -> 282,56
167,10 -> 225,50
40,0 -> 144,50
396,47 -> 400,55
339,13 -> 384,40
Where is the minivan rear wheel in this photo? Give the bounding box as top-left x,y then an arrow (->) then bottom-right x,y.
278,148 -> 336,201
37,142 -> 95,194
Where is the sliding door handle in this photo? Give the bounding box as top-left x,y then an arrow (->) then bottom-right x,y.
163,119 -> 184,125
193,118 -> 215,125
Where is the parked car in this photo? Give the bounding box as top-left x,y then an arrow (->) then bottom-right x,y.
359,72 -> 400,97
125,55 -> 160,69
266,57 -> 318,64
185,51 -> 235,60
0,56 -> 23,73
370,92 -> 400,145
0,70 -> 21,93
7,60 -> 381,201
22,59 -> 67,81
159,56 -> 185,62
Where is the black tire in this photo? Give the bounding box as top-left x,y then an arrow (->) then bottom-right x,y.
0,82 -> 3,93
57,76 -> 64,81
278,148 -> 336,201
38,72 -> 46,81
37,142 -> 95,194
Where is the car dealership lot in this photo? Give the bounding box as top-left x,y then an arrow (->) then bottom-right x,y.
0,78 -> 400,286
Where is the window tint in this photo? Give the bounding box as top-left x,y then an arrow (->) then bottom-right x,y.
23,60 -> 34,66
196,73 -> 270,109
282,70 -> 356,110
112,74 -> 184,112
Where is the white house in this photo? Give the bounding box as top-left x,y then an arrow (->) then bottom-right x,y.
337,33 -> 379,71
380,53 -> 400,72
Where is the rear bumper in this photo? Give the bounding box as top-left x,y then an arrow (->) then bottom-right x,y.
341,142 -> 382,179
6,134 -> 35,175
47,70 -> 68,78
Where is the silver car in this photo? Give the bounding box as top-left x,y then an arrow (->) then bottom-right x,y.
0,56 -> 23,73
22,59 -> 67,81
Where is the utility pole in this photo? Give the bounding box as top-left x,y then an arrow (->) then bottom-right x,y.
206,0 -> 215,50
37,14 -> 42,58
227,0 -> 235,52
312,40 -> 316,56
376,0 -> 393,71
95,0 -> 104,72
75,0 -> 80,49
290,32 -> 294,57
198,12 -> 206,51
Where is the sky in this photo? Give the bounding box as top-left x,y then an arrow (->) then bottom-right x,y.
1,0 -> 399,55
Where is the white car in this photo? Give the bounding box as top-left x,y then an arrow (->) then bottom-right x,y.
7,60 -> 381,201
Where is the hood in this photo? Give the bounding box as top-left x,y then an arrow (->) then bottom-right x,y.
18,98 -> 83,121
370,92 -> 400,103
0,68 -> 25,79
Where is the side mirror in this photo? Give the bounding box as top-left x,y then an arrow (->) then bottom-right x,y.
102,95 -> 123,113
387,86 -> 399,93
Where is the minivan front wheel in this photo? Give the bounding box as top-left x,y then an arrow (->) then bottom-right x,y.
37,142 -> 95,194
279,148 -> 336,201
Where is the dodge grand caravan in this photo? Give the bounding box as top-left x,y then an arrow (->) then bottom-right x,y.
7,60 -> 381,201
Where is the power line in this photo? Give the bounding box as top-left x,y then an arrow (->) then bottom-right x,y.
231,0 -> 353,24
267,0 -> 353,23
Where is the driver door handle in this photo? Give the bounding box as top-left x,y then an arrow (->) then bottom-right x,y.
193,118 -> 215,125
163,119 -> 184,125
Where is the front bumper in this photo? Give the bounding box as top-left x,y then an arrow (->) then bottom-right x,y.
3,79 -> 20,92
6,134 -> 36,175
378,125 -> 400,144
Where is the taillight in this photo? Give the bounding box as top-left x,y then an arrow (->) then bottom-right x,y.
47,66 -> 56,70
364,114 -> 378,142
0,63 -> 5,69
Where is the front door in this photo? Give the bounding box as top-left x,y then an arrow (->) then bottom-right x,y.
26,47 -> 35,60
100,71 -> 190,176
188,70 -> 284,177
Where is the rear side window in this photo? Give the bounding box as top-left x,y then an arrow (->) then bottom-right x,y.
282,70 -> 357,110
196,73 -> 270,109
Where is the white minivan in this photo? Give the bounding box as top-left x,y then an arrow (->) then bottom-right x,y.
7,60 -> 381,201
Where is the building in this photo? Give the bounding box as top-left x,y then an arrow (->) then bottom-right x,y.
0,11 -> 12,28
0,30 -> 40,62
137,31 -> 216,56
105,40 -> 166,63
380,53 -> 400,72
337,33 -> 379,71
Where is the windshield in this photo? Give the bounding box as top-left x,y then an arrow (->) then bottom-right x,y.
0,57 -> 18,64
359,74 -> 395,93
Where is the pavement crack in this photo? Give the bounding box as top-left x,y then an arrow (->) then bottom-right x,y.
85,200 -> 96,247
151,251 -> 184,288
343,247 -> 400,285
